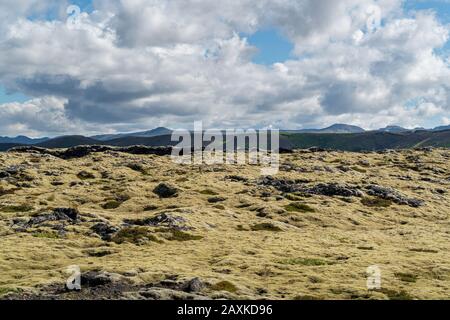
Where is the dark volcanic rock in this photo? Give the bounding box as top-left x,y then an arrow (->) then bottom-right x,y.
303,183 -> 364,197
207,197 -> 227,203
53,208 -> 79,221
259,176 -> 310,193
21,208 -> 80,227
91,222 -> 120,240
366,185 -> 424,207
225,175 -> 248,182
8,145 -> 173,160
80,271 -> 120,288
182,278 -> 205,293
153,183 -> 179,198
124,213 -> 188,230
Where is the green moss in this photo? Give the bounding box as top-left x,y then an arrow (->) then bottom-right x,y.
409,248 -> 438,254
126,163 -> 146,174
102,201 -> 122,210
84,249 -> 114,257
143,205 -> 159,211
279,258 -> 332,266
361,197 -> 392,208
357,246 -> 374,250
167,230 -> 203,241
284,194 -> 304,201
351,166 -> 367,173
32,231 -> 60,239
284,202 -> 315,213
208,197 -> 227,203
236,225 -> 248,231
77,171 -> 95,180
379,289 -> 413,300
251,223 -> 282,232
0,204 -> 34,213
395,272 -> 418,283
0,187 -> 16,197
111,227 -> 161,245
199,189 -> 218,196
211,281 -> 238,293
0,287 -> 19,297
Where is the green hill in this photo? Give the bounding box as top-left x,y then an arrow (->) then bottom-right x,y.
283,130 -> 450,151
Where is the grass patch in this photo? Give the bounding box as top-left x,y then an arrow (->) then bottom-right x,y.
77,171 -> 95,180
284,202 -> 315,213
280,258 -> 332,266
102,201 -> 122,210
102,193 -> 131,209
351,166 -> 367,173
143,205 -> 159,211
84,249 -> 114,257
166,230 -> 203,242
409,248 -> 438,254
378,289 -> 413,300
395,272 -> 418,283
251,223 -> 282,232
284,194 -> 304,201
32,231 -> 60,239
0,287 -> 19,297
236,225 -> 249,231
211,281 -> 238,293
0,204 -> 34,213
0,187 -> 16,197
357,246 -> 374,251
361,197 -> 392,208
208,197 -> 227,203
126,163 -> 146,174
111,227 -> 161,245
199,189 -> 218,196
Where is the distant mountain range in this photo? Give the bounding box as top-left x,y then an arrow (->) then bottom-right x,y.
91,127 -> 173,141
287,124 -> 366,134
2,124 -> 450,152
0,135 -> 49,145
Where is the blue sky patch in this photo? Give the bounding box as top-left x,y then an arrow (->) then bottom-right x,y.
0,86 -> 29,104
246,28 -> 294,65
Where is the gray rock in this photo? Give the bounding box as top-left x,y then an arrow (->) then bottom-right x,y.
182,278 -> 205,293
303,183 -> 364,197
124,213 -> 189,231
153,183 -> 179,198
80,271 -> 123,288
91,222 -> 120,240
366,185 -> 424,207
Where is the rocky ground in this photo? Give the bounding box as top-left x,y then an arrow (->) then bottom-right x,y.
0,147 -> 449,300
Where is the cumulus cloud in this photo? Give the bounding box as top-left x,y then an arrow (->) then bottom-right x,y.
0,0 -> 449,136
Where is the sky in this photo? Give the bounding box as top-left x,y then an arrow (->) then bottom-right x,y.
0,0 -> 450,137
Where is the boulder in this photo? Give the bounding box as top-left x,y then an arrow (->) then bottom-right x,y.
91,222 -> 120,241
153,183 -> 179,198
303,183 -> 364,197
124,213 -> 189,231
366,185 -> 424,208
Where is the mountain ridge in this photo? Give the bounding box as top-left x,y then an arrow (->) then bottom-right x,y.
2,125 -> 450,152
3,123 -> 450,143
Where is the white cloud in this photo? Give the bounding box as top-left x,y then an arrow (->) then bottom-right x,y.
0,0 -> 449,135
